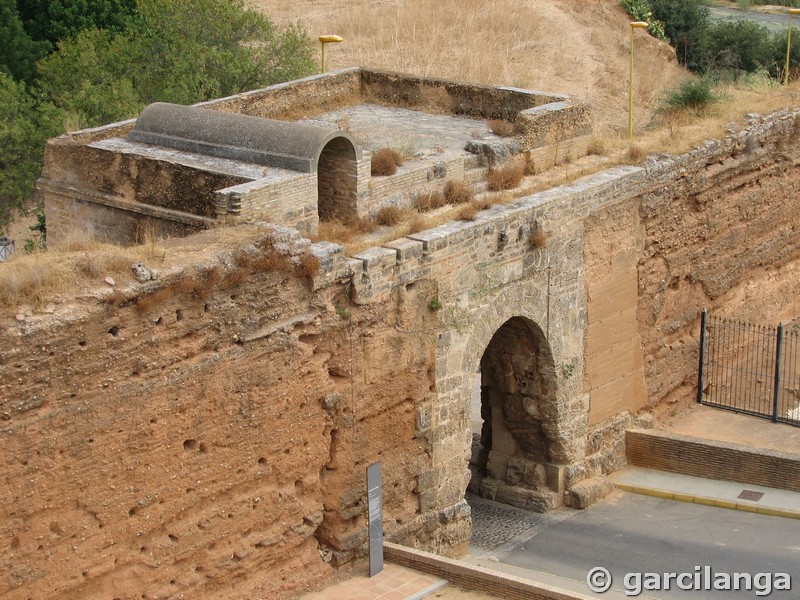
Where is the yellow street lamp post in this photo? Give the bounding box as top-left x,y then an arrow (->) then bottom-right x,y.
784,9 -> 800,85
319,35 -> 343,73
629,21 -> 649,139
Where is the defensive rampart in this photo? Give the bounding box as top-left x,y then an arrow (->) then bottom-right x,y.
3,108 -> 800,599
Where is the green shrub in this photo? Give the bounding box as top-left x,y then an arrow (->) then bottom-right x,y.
620,0 -> 666,41
662,77 -> 718,111
649,0 -> 712,73
707,20 -> 773,75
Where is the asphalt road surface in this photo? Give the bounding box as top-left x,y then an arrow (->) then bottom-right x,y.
468,491 -> 800,599
708,6 -> 790,33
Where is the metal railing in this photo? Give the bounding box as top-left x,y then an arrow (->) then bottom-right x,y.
697,308 -> 800,426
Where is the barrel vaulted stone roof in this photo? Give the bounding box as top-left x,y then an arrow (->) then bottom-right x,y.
129,102 -> 361,174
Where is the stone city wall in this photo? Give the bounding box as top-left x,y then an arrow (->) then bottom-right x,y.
40,68 -> 592,247
4,109 -> 800,599
215,173 -> 320,234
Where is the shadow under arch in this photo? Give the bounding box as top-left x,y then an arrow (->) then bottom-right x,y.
316,135 -> 359,222
468,316 -> 562,511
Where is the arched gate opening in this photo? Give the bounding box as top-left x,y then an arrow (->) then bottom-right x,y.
468,316 -> 560,511
317,137 -> 358,222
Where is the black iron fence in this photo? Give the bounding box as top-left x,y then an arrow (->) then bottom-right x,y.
697,309 -> 800,426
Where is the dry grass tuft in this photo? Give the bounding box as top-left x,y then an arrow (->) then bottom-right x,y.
407,215 -> 428,235
488,119 -> 515,137
376,205 -> 405,226
313,220 -> 354,244
220,266 -> 252,291
529,227 -> 548,249
371,148 -> 404,176
587,135 -> 607,156
458,202 -> 479,221
523,155 -> 537,176
0,234 -> 172,312
196,266 -> 221,297
416,190 -> 447,212
298,252 -> 320,279
254,252 -> 294,272
473,196 -> 495,211
0,254 -> 71,311
487,160 -> 525,191
443,180 -> 475,205
312,215 -> 377,244
346,215 -> 378,234
136,286 -> 177,313
626,144 -> 646,163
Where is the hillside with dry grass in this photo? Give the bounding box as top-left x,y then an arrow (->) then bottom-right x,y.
254,0 -> 800,148
255,0 -> 685,130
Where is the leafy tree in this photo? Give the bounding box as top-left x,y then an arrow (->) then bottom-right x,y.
0,0 -> 50,82
0,72 -> 62,232
619,0 -> 666,41
36,28 -> 141,127
769,27 -> 800,81
707,20 -> 774,75
128,0 -> 315,106
5,0 -> 315,229
16,0 -> 136,44
37,0 -> 316,125
649,0 -> 712,73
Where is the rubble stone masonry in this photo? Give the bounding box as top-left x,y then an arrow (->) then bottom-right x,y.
3,110 -> 800,599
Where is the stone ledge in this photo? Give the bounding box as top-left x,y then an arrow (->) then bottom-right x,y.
384,541 -> 595,600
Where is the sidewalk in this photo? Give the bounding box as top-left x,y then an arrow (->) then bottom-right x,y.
661,404 -> 800,456
609,466 -> 800,519
297,562 -> 447,600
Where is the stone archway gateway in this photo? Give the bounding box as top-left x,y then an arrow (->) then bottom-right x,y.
317,136 -> 358,221
469,316 -> 562,512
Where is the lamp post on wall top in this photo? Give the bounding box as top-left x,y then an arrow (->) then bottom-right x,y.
628,21 -> 649,139
784,9 -> 800,85
319,35 -> 343,73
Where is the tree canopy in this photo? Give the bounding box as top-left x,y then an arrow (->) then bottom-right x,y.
0,0 -> 50,82
0,0 -> 316,234
16,0 -> 137,44
0,73 -> 61,229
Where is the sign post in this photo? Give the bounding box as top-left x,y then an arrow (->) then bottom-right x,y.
366,462 -> 384,577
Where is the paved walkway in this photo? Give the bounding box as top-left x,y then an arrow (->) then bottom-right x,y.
621,405 -> 800,518
297,563 -> 447,600
661,403 -> 800,456
609,466 -> 800,519
304,103 -> 488,155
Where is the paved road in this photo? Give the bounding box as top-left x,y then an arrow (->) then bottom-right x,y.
468,491 -> 800,599
708,7 -> 791,33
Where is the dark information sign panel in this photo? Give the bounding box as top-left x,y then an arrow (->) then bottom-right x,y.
367,461 -> 383,577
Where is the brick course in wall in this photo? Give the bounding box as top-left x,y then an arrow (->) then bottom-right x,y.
626,429 -> 800,493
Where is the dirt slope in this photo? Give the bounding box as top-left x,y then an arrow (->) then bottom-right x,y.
251,0 -> 688,131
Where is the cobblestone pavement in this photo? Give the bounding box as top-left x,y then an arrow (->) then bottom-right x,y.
466,493 -> 571,557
